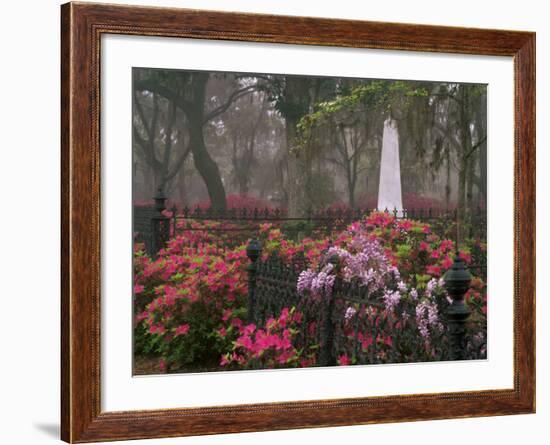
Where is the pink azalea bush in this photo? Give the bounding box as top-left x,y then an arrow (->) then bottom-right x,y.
219,307 -> 315,369
133,236 -> 249,371
133,210 -> 487,372
293,212 -> 485,363
133,219 -> 330,372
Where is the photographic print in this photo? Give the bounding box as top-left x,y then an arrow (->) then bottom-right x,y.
132,68 -> 487,375
61,5 -> 535,440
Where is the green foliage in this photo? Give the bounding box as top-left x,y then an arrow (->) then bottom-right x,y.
294,80 -> 428,154
280,220 -> 318,240
304,170 -> 338,209
415,274 -> 432,287
396,243 -> 412,259
163,300 -> 229,370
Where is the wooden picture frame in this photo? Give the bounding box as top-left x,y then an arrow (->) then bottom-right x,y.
61,1 -> 535,442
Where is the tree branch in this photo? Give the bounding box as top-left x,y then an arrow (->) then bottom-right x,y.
203,86 -> 257,123
134,91 -> 152,140
134,79 -> 193,114
465,136 -> 487,160
132,123 -> 161,170
165,143 -> 192,183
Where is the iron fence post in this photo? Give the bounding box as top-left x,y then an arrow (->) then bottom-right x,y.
246,239 -> 262,324
151,187 -> 170,258
443,254 -> 472,360
319,292 -> 335,366
171,204 -> 177,238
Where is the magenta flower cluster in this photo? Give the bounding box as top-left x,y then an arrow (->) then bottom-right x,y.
415,278 -> 446,341
297,236 -> 399,302
297,262 -> 335,297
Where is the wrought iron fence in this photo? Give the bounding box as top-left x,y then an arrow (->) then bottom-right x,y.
133,189 -> 171,258
245,241 -> 486,366
133,190 -> 486,259
133,190 -> 487,366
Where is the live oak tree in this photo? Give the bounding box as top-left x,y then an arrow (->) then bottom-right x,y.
217,90 -> 272,196
133,91 -> 192,196
132,68 -> 486,220
134,69 -> 258,210
295,80 -> 427,209
295,79 -> 486,219
263,75 -> 340,215
429,83 -> 487,219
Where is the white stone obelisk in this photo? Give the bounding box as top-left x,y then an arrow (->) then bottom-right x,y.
377,118 -> 403,216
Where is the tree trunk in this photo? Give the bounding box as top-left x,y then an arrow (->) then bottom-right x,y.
177,167 -> 187,205
348,176 -> 356,209
238,175 -> 249,196
283,76 -> 313,217
445,147 -> 451,209
476,94 -> 488,204
457,86 -> 471,224
466,156 -> 475,212
457,158 -> 467,224
187,74 -> 227,210
285,119 -> 304,217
